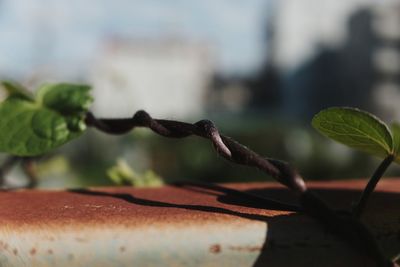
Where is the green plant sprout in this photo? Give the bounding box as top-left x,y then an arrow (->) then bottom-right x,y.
107,158 -> 164,187
0,81 -> 92,156
0,81 -> 92,187
0,81 -> 398,267
312,107 -> 400,217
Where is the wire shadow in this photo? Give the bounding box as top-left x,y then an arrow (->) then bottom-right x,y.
68,184 -> 398,267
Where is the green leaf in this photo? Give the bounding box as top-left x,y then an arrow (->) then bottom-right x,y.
37,83 -> 93,114
0,83 -> 93,156
391,123 -> 400,163
312,107 -> 393,158
107,159 -> 164,187
1,80 -> 34,101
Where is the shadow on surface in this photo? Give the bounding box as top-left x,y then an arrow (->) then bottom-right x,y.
69,184 -> 400,267
245,186 -> 400,267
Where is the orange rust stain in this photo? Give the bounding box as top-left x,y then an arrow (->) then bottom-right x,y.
0,184 -> 287,227
209,244 -> 222,254
120,246 -> 126,253
0,180 -> 399,229
228,245 -> 262,252
12,248 -> 18,255
30,248 -> 37,256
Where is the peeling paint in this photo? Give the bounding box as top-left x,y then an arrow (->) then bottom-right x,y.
209,244 -> 221,254
0,180 -> 399,266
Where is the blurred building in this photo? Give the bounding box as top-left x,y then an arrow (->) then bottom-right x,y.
372,5 -> 400,121
89,39 -> 213,119
267,0 -> 400,120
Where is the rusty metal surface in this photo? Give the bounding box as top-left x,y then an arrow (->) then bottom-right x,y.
0,179 -> 400,266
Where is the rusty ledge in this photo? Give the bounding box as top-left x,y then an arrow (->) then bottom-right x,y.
0,179 -> 399,267
0,178 -> 399,228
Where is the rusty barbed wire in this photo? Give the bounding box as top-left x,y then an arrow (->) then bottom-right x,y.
85,110 -> 307,194
0,110 -> 393,266
85,110 -> 394,267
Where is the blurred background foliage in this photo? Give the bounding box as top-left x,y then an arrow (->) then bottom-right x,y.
0,0 -> 400,187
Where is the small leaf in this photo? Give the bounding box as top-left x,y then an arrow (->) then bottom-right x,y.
107,159 -> 164,187
37,83 -> 93,114
107,159 -> 135,185
391,123 -> 400,163
1,80 -> 34,101
312,107 -> 393,158
0,99 -> 81,156
0,83 -> 93,156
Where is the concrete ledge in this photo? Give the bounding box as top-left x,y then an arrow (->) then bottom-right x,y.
0,179 -> 400,266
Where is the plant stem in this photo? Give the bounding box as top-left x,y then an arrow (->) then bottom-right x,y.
0,156 -> 20,187
352,155 -> 394,218
21,158 -> 38,188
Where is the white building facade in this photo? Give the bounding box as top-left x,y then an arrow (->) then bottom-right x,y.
89,39 -> 213,120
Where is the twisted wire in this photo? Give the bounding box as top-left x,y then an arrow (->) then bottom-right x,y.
85,110 -> 393,267
85,110 -> 307,193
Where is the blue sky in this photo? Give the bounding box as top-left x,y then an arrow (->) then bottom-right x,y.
0,0 -> 271,78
